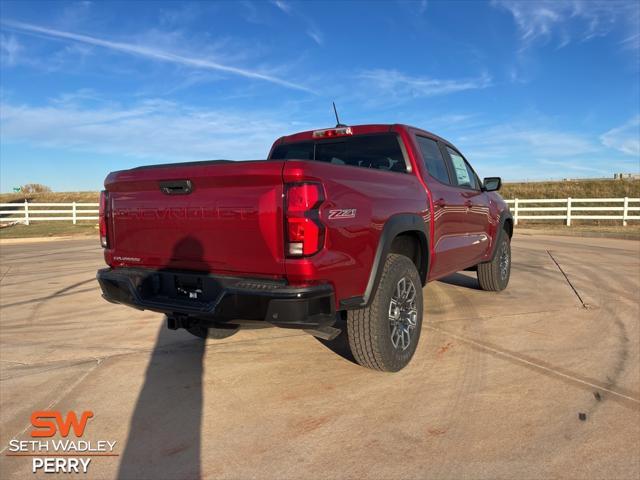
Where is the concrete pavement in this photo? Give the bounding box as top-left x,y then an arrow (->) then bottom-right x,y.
0,235 -> 638,479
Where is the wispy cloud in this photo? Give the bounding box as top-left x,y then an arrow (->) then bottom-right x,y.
240,1 -> 266,25
620,32 -> 640,52
270,0 -> 324,45
1,20 -> 314,93
600,116 -> 640,156
0,97 -> 309,161
271,0 -> 292,15
538,159 -> 610,174
494,0 -> 564,46
449,121 -> 606,179
306,28 -> 324,46
358,69 -> 492,102
0,34 -> 21,66
158,3 -> 205,27
493,0 -> 640,50
459,124 -> 597,159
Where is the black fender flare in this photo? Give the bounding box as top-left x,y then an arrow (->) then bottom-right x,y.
501,210 -> 514,236
339,213 -> 429,309
488,210 -> 513,261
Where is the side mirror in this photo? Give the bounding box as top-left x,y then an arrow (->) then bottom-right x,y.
483,177 -> 501,192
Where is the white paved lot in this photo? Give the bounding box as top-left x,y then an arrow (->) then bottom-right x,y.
0,233 -> 638,479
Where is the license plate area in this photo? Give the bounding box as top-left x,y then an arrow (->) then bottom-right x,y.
175,275 -> 203,300
136,271 -> 219,305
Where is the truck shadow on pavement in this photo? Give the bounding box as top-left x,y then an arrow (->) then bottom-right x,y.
314,315 -> 357,365
437,272 -> 482,290
117,327 -> 205,480
119,235 -> 208,480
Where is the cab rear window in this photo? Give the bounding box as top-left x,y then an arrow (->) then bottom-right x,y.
270,134 -> 407,173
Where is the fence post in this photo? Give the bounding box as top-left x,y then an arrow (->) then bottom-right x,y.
623,197 -> 629,227
566,197 -> 572,226
24,200 -> 29,226
72,202 -> 77,225
514,198 -> 519,226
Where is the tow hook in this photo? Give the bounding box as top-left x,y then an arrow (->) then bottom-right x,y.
166,315 -> 189,330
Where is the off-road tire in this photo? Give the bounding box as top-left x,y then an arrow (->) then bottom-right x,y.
346,254 -> 423,372
187,324 -> 239,339
477,228 -> 511,291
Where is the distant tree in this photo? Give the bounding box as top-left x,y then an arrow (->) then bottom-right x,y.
21,183 -> 52,194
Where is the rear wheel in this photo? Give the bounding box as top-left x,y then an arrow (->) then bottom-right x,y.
346,254 -> 423,372
477,228 -> 511,291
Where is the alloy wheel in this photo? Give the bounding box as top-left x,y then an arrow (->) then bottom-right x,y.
388,276 -> 418,351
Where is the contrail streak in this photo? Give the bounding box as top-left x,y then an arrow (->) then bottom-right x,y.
2,20 -> 314,93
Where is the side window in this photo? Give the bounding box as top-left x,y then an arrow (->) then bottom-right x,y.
316,135 -> 407,171
416,136 -> 450,184
346,135 -> 407,172
446,147 -> 479,189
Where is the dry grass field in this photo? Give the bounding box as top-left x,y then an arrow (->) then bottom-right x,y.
1,179 -> 638,204
0,191 -> 99,204
501,179 -> 639,199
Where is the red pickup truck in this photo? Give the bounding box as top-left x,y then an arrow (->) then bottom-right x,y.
97,124 -> 512,371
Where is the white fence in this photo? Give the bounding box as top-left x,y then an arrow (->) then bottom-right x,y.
1,198 -> 639,227
506,197 -> 640,226
0,201 -> 99,225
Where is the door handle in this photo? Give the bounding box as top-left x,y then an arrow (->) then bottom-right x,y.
159,180 -> 193,195
434,198 -> 446,208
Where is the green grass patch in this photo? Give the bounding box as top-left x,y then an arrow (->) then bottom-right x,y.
515,223 -> 640,240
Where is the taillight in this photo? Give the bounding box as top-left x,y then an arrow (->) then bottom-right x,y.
99,190 -> 109,248
285,183 -> 325,257
312,127 -> 352,138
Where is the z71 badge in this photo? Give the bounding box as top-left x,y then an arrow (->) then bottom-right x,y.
328,209 -> 357,219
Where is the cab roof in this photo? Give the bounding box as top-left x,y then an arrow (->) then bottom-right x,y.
273,123 -> 452,148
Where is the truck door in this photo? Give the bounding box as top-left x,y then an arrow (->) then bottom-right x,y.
414,136 -> 472,279
441,145 -> 491,267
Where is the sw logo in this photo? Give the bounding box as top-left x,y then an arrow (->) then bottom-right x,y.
30,410 -> 94,437
4,411 -> 102,473
328,208 -> 357,219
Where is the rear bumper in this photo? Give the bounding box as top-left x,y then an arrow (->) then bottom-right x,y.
97,268 -> 335,329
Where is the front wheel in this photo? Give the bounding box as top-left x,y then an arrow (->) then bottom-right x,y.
346,254 -> 423,372
477,229 -> 511,291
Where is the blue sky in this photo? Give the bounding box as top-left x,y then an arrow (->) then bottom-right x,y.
1,0 -> 639,192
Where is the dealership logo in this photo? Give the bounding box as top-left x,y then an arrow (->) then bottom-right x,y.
31,410 -> 94,438
5,410 -> 117,474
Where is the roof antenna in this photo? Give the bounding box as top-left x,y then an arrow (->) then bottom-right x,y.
333,102 -> 346,127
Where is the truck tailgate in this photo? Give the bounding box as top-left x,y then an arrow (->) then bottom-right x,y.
104,160 -> 286,277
